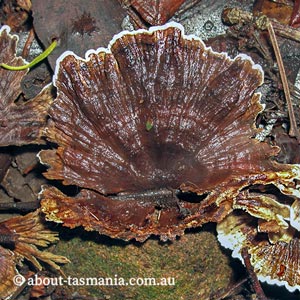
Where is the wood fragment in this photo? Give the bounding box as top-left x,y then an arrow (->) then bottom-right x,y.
223,7 -> 300,43
22,28 -> 35,59
241,247 -> 268,300
265,19 -> 300,140
208,277 -> 247,300
0,201 -> 40,212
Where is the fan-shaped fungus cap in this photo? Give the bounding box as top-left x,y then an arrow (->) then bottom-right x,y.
0,246 -> 20,300
0,210 -> 69,270
119,0 -> 186,25
0,210 -> 69,300
39,22 -> 300,241
0,26 -> 53,146
217,190 -> 300,292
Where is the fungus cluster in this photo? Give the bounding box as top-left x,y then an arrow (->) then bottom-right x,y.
1,21 -> 300,293
39,21 -> 300,283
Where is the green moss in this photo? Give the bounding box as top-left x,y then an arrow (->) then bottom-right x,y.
52,225 -> 234,299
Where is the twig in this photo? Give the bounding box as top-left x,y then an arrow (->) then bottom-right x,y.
22,28 -> 35,59
223,8 -> 300,141
241,248 -> 268,300
0,201 -> 39,212
265,19 -> 300,140
1,39 -> 57,71
175,0 -> 202,16
271,20 -> 300,43
208,277 -> 247,300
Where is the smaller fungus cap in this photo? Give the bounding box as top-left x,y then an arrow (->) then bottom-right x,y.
39,22 -> 300,242
120,0 -> 186,25
0,210 -> 69,300
0,246 -> 20,300
217,194 -> 300,292
0,26 -> 53,146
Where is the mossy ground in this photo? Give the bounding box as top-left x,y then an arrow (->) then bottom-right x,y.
52,224 -> 236,300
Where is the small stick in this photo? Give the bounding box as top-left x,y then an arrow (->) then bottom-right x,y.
175,0 -> 202,16
272,20 -> 300,43
0,39 -> 57,71
241,248 -> 268,300
22,28 -> 35,59
208,277 -> 247,300
266,19 -> 300,140
223,8 -> 300,140
0,201 -> 39,212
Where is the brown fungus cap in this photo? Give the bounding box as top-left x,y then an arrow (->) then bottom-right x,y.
217,207 -> 300,292
39,22 -> 300,241
0,210 -> 69,270
0,246 -> 20,300
119,0 -> 186,25
0,210 -> 69,300
0,26 -> 53,146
